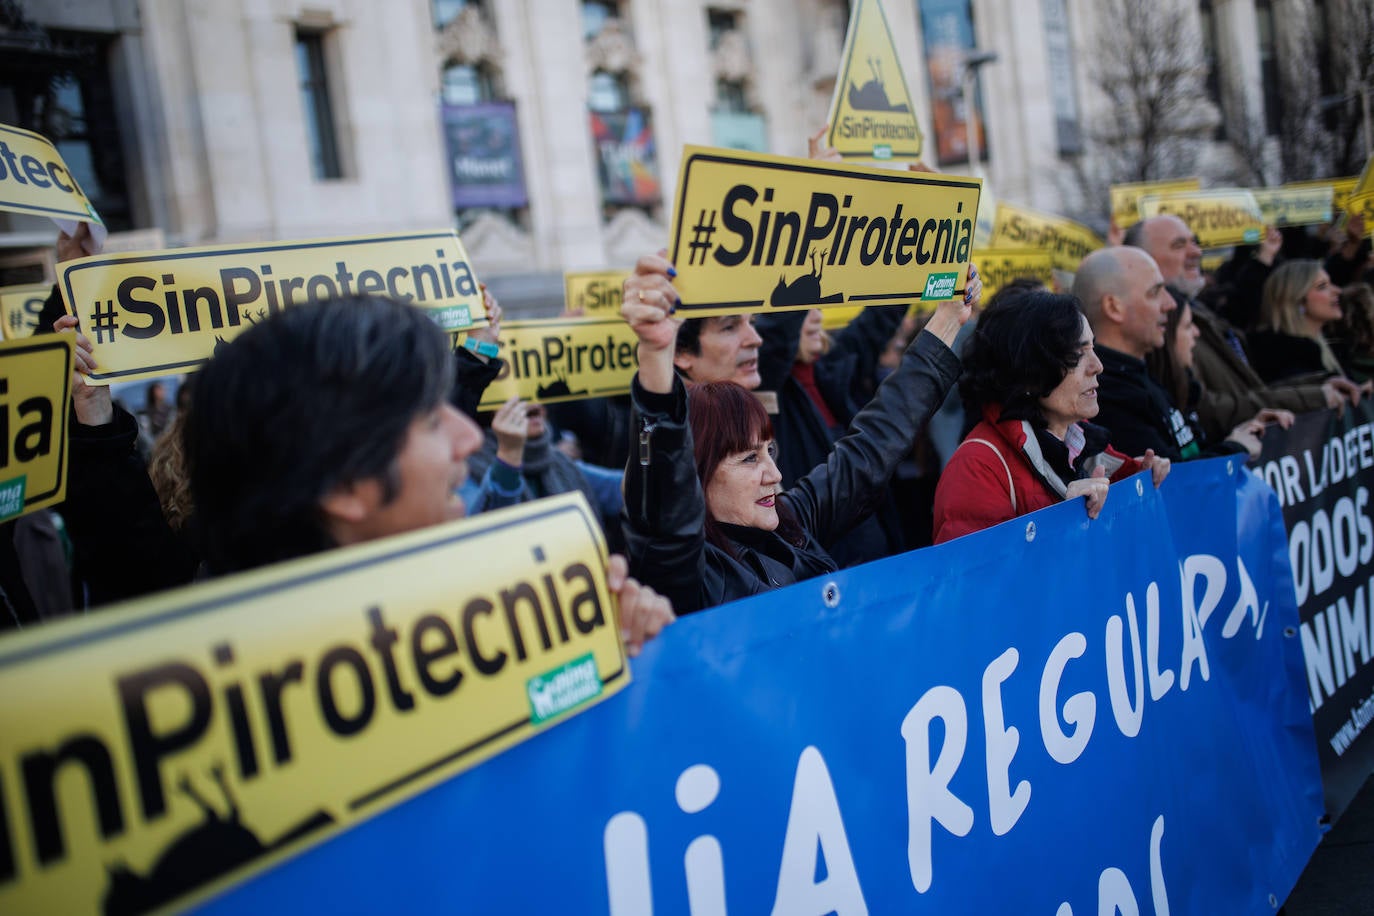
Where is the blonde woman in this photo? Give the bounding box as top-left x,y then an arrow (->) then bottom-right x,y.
1247,260 -> 1344,384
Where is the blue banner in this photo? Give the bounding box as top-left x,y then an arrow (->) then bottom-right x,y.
201,458 -> 1322,913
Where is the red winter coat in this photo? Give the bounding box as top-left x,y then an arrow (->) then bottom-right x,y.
932,406 -> 1141,544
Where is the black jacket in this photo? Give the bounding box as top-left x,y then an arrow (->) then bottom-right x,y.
623,331 -> 959,615
1095,344 -> 1245,462
755,304 -> 908,565
1245,329 -> 1333,385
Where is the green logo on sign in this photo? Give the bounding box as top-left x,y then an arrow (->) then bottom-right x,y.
432,306 -> 473,332
873,144 -> 893,160
1242,228 -> 1261,244
527,653 -> 602,724
922,272 -> 960,300
0,477 -> 26,521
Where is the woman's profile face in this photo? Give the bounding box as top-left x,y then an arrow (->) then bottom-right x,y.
1302,270 -> 1341,325
1172,304 -> 1200,370
1037,316 -> 1103,435
705,438 -> 783,530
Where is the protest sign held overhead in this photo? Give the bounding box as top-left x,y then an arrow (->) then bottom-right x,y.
0,283 -> 50,340
1251,185 -> 1336,228
668,145 -> 980,318
0,122 -> 103,229
464,316 -> 640,410
825,0 -> 924,162
563,270 -> 630,316
58,231 -> 486,385
1138,188 -> 1265,247
971,247 -> 1056,299
0,493 -> 626,914
1109,178 -> 1200,230
988,201 -> 1102,272
1281,176 -> 1358,214
0,335 -> 72,523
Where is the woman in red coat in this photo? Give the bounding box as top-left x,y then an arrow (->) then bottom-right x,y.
932,290 -> 1170,543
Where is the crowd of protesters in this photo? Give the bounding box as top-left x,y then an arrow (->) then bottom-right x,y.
3,137 -> 1373,657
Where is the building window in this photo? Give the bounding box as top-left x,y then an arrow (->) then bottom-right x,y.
296,30 -> 343,179
442,63 -> 497,106
1197,0 -> 1226,140
433,0 -> 472,29
1255,0 -> 1282,136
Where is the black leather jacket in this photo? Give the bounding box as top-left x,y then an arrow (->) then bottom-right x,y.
623,331 -> 959,615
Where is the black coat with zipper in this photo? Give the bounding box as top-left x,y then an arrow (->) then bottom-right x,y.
623,331 -> 959,615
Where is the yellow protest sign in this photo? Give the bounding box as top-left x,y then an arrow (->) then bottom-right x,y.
1138,188 -> 1264,247
668,145 -> 980,318
1251,185 -> 1335,227
0,492 -> 626,914
464,316 -> 640,410
988,202 -> 1103,272
1108,178 -> 1200,230
1282,176 -> 1358,213
58,231 -> 485,385
564,270 -> 631,315
821,304 -> 866,330
971,248 -> 1056,299
825,0 -> 923,161
0,283 -> 51,340
0,123 -> 103,226
0,335 -> 73,522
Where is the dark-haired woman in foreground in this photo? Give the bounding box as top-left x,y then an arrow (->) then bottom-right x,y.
620,253 -> 978,615
932,291 -> 1169,544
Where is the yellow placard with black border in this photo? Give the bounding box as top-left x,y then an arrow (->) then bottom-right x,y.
1282,176 -> 1358,214
1109,178 -> 1200,230
1251,185 -> 1335,228
988,202 -> 1103,272
0,492 -> 625,914
668,145 -> 979,318
971,248 -> 1056,300
0,283 -> 52,340
1138,189 -> 1265,248
464,316 -> 640,411
0,122 -> 103,226
564,270 -> 631,316
0,335 -> 72,522
58,231 -> 486,385
825,0 -> 924,161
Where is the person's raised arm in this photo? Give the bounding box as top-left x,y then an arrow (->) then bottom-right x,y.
622,252 -> 682,393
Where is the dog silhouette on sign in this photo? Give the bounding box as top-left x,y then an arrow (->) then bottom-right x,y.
769,250 -> 845,308
849,57 -> 910,113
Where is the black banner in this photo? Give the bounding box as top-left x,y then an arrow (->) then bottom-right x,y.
1255,402 -> 1374,820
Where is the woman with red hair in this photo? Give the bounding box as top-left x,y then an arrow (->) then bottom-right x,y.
620,253 -> 978,614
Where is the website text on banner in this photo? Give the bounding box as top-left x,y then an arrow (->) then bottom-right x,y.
207,459 -> 1323,915
1255,400 -> 1374,820
0,493 -> 626,915
57,231 -> 486,385
0,335 -> 72,523
668,145 -> 980,318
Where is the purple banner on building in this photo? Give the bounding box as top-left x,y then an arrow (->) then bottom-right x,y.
919,0 -> 990,167
589,107 -> 661,207
442,101 -> 528,209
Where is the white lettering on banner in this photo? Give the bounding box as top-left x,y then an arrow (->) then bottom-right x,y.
600,554 -> 1256,909
1056,816 -> 1170,916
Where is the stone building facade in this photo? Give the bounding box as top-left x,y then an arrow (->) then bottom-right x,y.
0,0 -> 1365,308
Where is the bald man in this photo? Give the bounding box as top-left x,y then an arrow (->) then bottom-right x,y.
1128,214 -> 1358,441
1075,246 -> 1253,461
